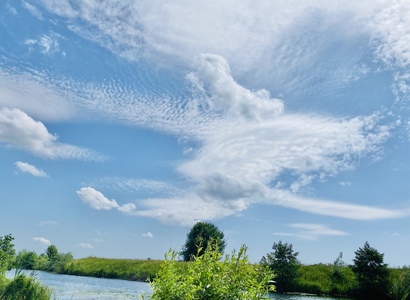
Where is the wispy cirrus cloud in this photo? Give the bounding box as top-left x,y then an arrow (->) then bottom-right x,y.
15,161 -> 48,177
274,223 -> 350,241
38,220 -> 58,226
77,243 -> 94,249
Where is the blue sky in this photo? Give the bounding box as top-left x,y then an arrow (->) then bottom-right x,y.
1,0 -> 410,266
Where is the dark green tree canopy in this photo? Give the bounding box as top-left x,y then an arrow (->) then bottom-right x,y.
260,240 -> 300,292
181,222 -> 226,261
352,241 -> 390,299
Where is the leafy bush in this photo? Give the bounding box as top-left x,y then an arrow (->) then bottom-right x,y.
0,273 -> 52,300
149,244 -> 274,300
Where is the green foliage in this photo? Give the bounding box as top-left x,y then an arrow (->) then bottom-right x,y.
15,250 -> 38,270
0,273 -> 52,300
0,234 -> 16,274
35,254 -> 49,271
181,222 -> 226,261
260,240 -> 300,292
149,243 -> 274,300
352,241 -> 390,299
45,245 -> 58,261
64,257 -> 163,281
296,264 -> 331,294
389,268 -> 410,300
329,252 -> 356,295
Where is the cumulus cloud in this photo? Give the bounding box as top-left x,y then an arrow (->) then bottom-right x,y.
15,161 -> 48,177
142,232 -> 154,238
77,187 -> 119,210
0,108 -> 103,160
275,223 -> 349,241
188,54 -> 284,121
33,237 -> 51,245
77,187 -> 136,213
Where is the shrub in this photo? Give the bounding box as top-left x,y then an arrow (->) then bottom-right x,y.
149,244 -> 274,299
0,273 -> 52,300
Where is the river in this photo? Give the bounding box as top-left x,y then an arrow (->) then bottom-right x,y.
6,270 -> 345,299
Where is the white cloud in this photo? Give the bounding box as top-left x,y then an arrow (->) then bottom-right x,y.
0,107 -> 103,160
22,1 -> 44,19
39,220 -> 58,226
267,189 -> 407,220
15,161 -> 48,177
100,177 -> 179,196
275,223 -> 349,241
24,35 -> 60,54
77,187 -> 137,213
77,243 -> 94,249
0,70 -> 80,122
33,237 -> 51,245
134,193 -> 245,226
142,232 -> 154,238
117,203 -> 136,213
188,54 -> 284,121
77,187 -> 119,210
9,0 -> 410,226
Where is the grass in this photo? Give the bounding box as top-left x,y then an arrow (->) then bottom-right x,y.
64,257 -> 169,282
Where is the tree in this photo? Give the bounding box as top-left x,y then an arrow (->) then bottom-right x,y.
260,240 -> 300,292
0,234 -> 16,274
150,243 -> 275,299
45,245 -> 58,261
181,222 -> 226,261
15,250 -> 38,270
352,241 -> 390,299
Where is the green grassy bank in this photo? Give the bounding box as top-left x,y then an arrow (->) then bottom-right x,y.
63,257 -> 170,282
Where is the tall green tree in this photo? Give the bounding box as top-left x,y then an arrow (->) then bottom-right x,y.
352,241 -> 390,299
181,222 -> 226,261
260,240 -> 300,292
45,245 -> 58,261
0,234 -> 16,274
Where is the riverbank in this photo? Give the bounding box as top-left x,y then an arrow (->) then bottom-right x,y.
62,257 -> 166,282
52,257 -> 409,299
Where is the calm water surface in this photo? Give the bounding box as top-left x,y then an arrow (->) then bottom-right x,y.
6,270 -> 345,299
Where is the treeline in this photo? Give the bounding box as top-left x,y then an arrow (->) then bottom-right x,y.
261,240 -> 410,299
15,244 -> 74,274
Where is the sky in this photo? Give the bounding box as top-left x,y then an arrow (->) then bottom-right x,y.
1,0 -> 410,266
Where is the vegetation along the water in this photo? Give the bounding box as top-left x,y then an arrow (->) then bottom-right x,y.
2,223 -> 410,299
